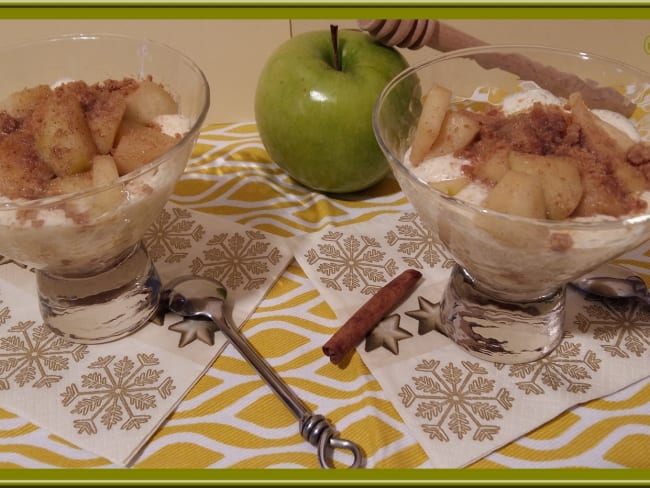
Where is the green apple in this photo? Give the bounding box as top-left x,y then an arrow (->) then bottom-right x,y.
255,27 -> 410,193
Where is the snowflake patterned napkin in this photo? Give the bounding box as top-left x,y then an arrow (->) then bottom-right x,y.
0,205 -> 292,466
288,211 -> 650,468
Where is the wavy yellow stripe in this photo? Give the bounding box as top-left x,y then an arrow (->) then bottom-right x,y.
525,412 -> 581,441
0,409 -> 18,419
373,443 -> 430,469
496,415 -> 650,461
247,328 -> 310,359
228,451 -> 318,469
343,416 -> 406,458
0,445 -> 109,468
603,433 -> 650,468
257,276 -> 305,302
243,314 -> 340,336
183,374 -> 224,402
134,443 -> 224,469
173,177 -> 239,202
330,396 -> 404,425
236,208 -> 409,236
307,300 -> 337,320
316,353 -> 373,383
615,259 -> 650,274
171,380 -> 263,419
255,290 -> 322,313
283,261 -> 308,279
468,458 -> 510,469
201,122 -> 258,135
236,393 -> 298,429
150,422 -> 303,449
586,381 -> 650,411
286,377 -> 383,401
192,144 -> 274,165
0,423 -> 39,437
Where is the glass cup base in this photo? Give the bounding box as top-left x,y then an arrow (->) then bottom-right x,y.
438,265 -> 565,364
36,242 -> 161,344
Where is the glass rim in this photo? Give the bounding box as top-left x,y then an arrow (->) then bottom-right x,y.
373,43 -> 650,231
0,33 -> 210,211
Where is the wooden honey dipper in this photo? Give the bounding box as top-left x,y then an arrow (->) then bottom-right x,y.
358,19 -> 636,117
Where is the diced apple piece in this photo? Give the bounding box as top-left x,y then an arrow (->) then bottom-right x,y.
0,84 -> 52,119
473,148 -> 510,185
428,177 -> 470,196
483,169 -> 546,219
32,90 -> 96,177
0,132 -> 54,199
124,79 -> 178,125
426,110 -> 480,159
112,124 -> 177,175
508,151 -> 583,220
92,154 -> 120,186
410,84 -> 452,165
46,171 -> 93,197
90,154 -> 124,215
86,90 -> 127,155
614,162 -> 646,194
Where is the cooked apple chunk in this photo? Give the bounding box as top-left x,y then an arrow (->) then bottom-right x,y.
483,169 -> 546,219
46,171 -> 93,197
0,84 -> 52,119
508,151 -> 583,220
112,124 -> 177,175
410,84 -> 451,165
124,79 -> 178,125
428,176 -> 470,196
0,132 -> 54,199
86,90 -> 127,155
426,110 -> 480,159
32,90 -> 97,177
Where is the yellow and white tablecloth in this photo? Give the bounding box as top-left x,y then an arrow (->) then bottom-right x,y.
1,122 -> 650,473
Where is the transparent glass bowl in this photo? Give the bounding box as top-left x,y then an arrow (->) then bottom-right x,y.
373,45 -> 650,363
0,34 -> 209,343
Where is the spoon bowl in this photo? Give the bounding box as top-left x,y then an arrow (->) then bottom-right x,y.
571,263 -> 650,304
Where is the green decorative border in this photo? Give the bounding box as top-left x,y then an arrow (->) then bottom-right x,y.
0,468 -> 649,485
0,2 -> 647,19
1,0 -> 650,485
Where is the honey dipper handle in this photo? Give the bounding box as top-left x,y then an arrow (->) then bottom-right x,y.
426,20 -> 488,52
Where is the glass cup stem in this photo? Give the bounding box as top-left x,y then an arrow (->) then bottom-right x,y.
36,241 -> 161,344
438,265 -> 566,364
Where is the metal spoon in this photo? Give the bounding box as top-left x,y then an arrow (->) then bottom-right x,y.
571,263 -> 650,305
162,275 -> 364,469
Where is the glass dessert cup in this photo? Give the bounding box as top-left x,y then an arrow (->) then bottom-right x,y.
373,45 -> 650,364
0,34 -> 209,344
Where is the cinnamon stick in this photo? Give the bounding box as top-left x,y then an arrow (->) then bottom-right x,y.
323,269 -> 422,364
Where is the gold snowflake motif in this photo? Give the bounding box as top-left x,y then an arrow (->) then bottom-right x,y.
498,335 -> 601,395
0,321 -> 88,390
385,213 -> 455,270
574,298 -> 650,358
143,207 -> 205,264
0,299 -> 9,327
60,353 -> 175,435
191,230 -> 282,291
399,360 -> 514,442
304,231 -> 398,295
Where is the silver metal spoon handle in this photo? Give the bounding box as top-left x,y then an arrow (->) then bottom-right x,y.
206,302 -> 363,468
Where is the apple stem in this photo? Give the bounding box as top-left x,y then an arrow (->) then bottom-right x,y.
330,24 -> 341,71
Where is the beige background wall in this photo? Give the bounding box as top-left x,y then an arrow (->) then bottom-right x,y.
0,19 -> 647,124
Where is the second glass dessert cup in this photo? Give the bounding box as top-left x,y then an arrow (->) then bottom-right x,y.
0,34 -> 210,344
373,45 -> 650,363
